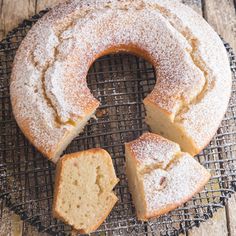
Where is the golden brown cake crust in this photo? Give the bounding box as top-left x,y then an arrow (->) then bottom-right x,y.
10,0 -> 231,161
52,148 -> 119,233
125,133 -> 211,221
140,179 -> 210,221
125,132 -> 181,169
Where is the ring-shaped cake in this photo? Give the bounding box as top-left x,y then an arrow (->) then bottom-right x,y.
10,0 -> 232,162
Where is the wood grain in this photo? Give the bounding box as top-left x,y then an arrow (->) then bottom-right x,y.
203,0 -> 236,52
188,208 -> 228,236
36,0 -> 64,12
226,194 -> 236,236
0,0 -> 4,39
0,0 -> 35,39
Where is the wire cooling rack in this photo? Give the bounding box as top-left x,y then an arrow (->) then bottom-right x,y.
0,10 -> 236,236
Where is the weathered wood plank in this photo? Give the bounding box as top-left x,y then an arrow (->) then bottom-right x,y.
0,203 -> 23,236
0,0 -> 4,39
0,0 -> 36,41
226,194 -> 236,236
0,201 -> 49,236
203,0 -> 236,52
36,0 -> 65,12
188,208 -> 228,236
10,214 -> 23,236
23,222 -> 49,236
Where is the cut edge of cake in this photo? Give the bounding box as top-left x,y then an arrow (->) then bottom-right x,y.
52,148 -> 119,233
125,133 -> 211,221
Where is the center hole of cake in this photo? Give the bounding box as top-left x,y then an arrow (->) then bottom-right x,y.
86,53 -> 156,142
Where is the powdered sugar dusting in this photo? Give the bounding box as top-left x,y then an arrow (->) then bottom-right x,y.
10,0 -> 231,159
126,133 -> 210,216
144,154 -> 210,213
146,0 -> 232,151
127,133 -> 180,170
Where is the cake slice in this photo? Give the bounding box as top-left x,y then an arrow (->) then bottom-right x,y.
125,133 -> 211,221
52,148 -> 119,233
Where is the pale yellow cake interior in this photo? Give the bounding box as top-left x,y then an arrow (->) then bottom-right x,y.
53,150 -> 119,233
144,100 -> 198,156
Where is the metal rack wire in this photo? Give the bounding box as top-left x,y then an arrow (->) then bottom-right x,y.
0,10 -> 236,236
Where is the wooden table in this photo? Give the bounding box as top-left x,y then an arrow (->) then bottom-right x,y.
0,1 -> 236,235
